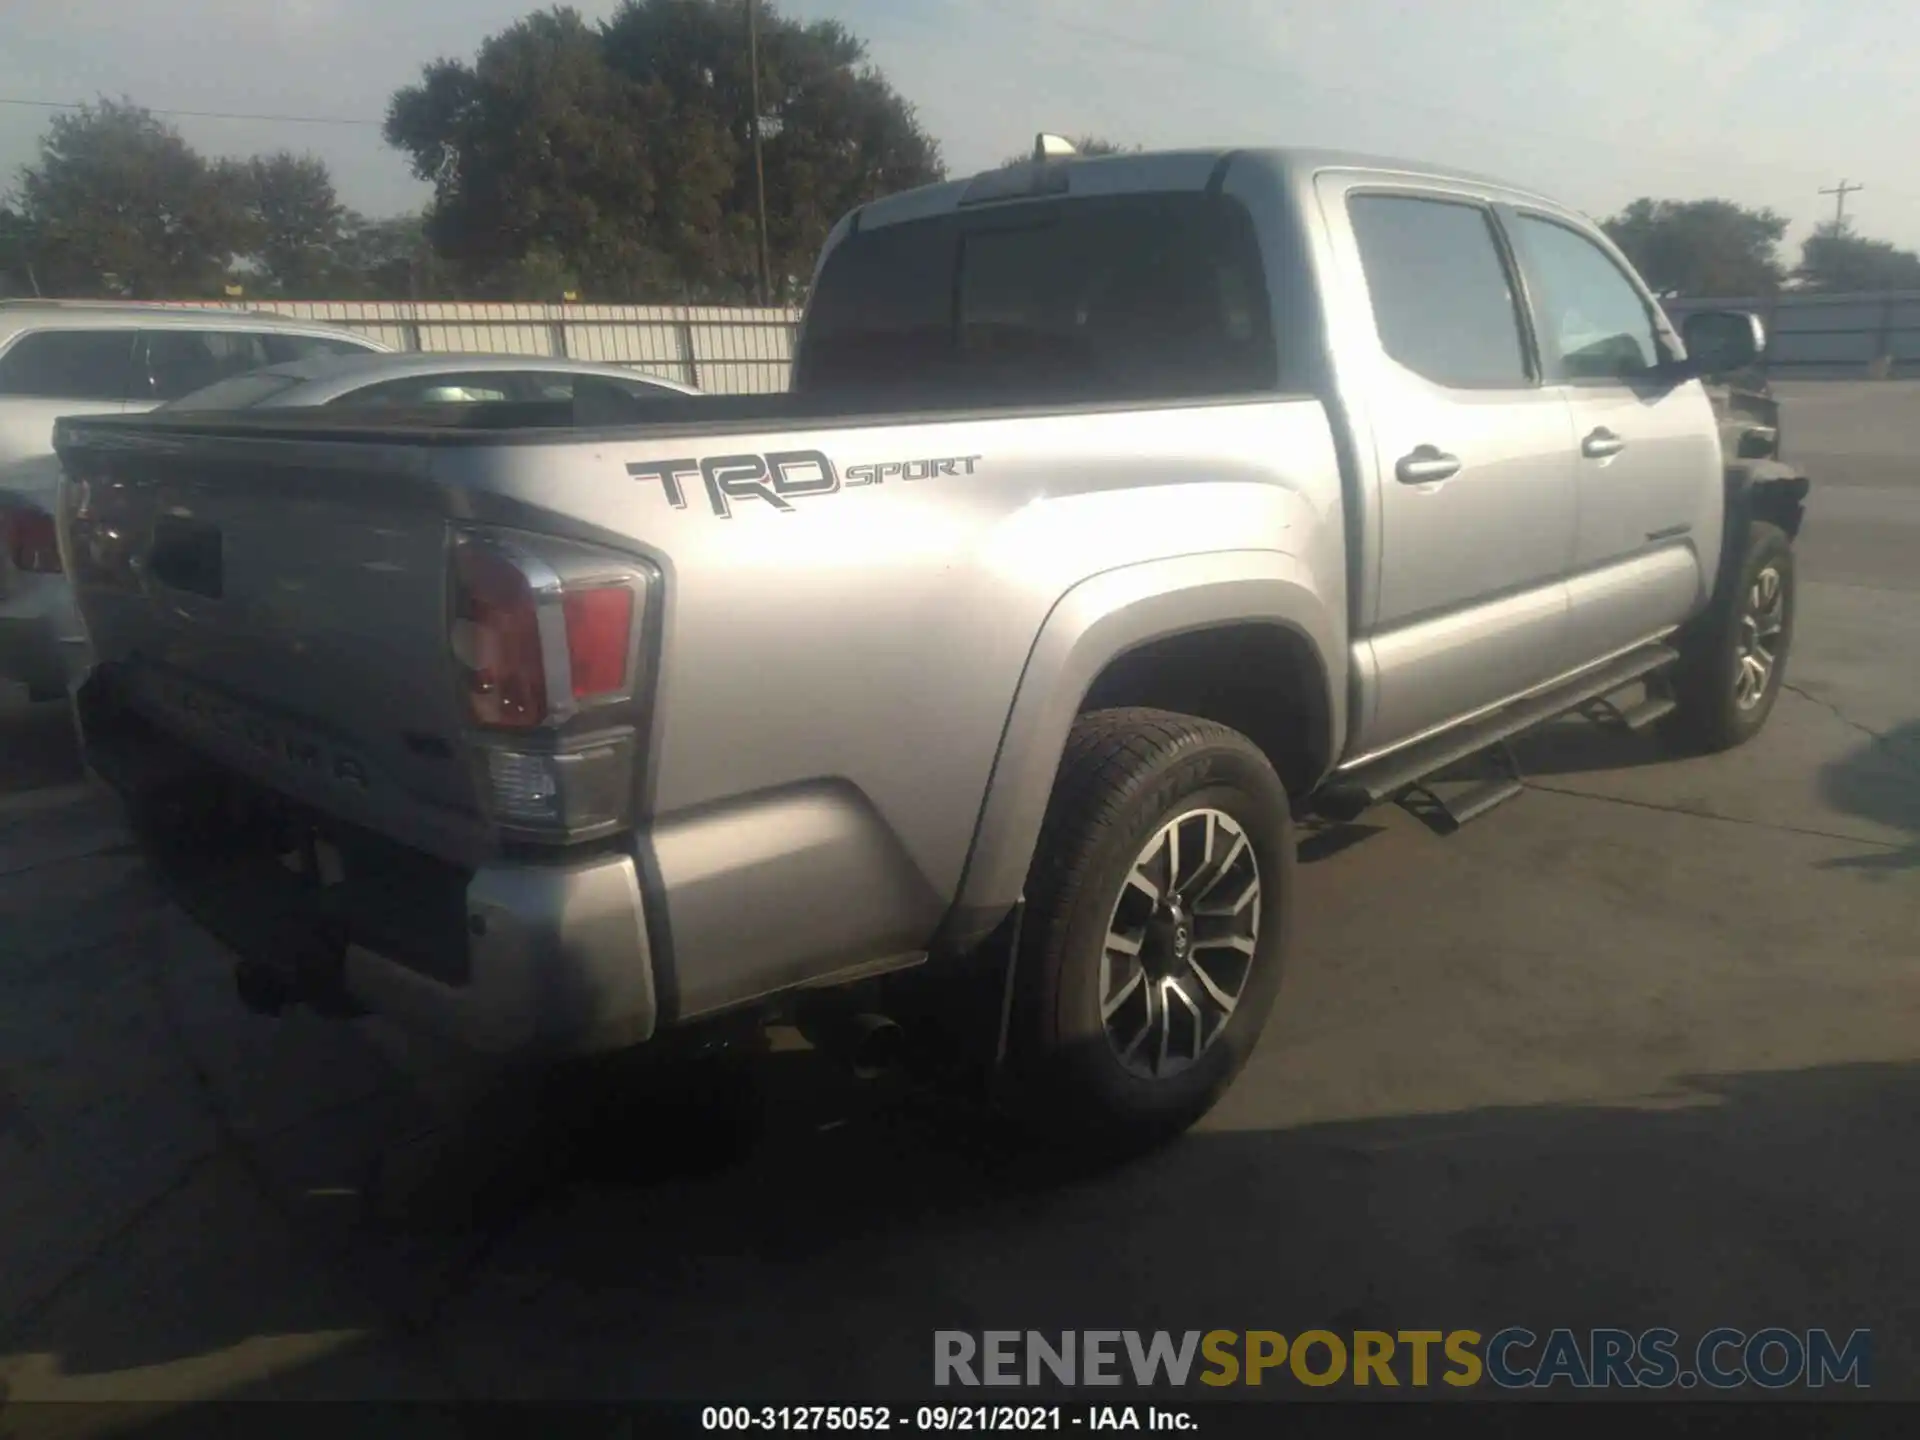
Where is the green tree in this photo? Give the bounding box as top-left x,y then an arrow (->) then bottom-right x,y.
997,135 -> 1137,168
385,0 -> 944,303
333,212 -> 459,299
0,205 -> 42,296
17,99 -> 252,297
1601,198 -> 1787,299
239,152 -> 350,296
1795,221 -> 1920,292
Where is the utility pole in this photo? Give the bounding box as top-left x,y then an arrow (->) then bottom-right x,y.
747,0 -> 773,306
1818,179 -> 1864,230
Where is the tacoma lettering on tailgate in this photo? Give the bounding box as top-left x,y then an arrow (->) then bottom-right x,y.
143,670 -> 374,795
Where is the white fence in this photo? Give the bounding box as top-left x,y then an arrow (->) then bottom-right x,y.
161,300 -> 803,394
1663,291 -> 1920,380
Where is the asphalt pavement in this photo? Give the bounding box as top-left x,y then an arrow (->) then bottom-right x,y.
1,382 -> 1915,1421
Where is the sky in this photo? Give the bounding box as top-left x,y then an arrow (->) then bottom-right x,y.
4,0 -> 1920,256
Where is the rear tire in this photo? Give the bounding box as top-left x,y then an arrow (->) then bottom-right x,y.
1004,708 -> 1293,1155
1662,521 -> 1795,754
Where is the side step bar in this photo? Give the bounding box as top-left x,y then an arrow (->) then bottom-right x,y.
1577,678 -> 1676,734
1314,641 -> 1680,825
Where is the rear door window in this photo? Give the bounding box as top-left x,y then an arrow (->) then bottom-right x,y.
1348,193 -> 1532,389
0,329 -> 139,400
139,330 -> 276,401
796,191 -> 1277,403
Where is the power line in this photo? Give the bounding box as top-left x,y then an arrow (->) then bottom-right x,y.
0,96 -> 380,128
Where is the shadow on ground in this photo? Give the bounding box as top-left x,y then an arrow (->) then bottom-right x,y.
5,1046 -> 1915,1412
0,699 -> 80,799
1507,689 -> 1683,782
1817,720 -> 1920,872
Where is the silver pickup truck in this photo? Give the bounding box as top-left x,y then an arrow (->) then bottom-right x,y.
52,145 -> 1810,1152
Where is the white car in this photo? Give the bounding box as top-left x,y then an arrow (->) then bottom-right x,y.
160,351 -> 697,413
0,302 -> 388,699
3,336 -> 693,701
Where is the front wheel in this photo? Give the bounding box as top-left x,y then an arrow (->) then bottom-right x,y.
1662,520 -> 1796,754
1004,708 -> 1294,1154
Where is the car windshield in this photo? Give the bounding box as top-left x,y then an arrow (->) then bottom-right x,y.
160,370 -> 309,410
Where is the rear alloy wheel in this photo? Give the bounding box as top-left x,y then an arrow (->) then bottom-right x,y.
1664,520 -> 1796,754
1007,708 -> 1293,1153
1100,807 -> 1261,1081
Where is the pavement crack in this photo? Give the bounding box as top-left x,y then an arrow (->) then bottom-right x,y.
2,1152 -> 219,1338
1522,779 -> 1905,850
1784,683 -> 1920,777
0,839 -> 143,880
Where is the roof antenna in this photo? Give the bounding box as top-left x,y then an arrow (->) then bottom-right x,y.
1033,133 -> 1078,163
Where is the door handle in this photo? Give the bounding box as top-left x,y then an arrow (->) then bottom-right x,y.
1395,445 -> 1462,485
1582,427 -> 1627,459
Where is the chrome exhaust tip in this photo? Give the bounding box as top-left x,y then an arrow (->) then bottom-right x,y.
795,1007 -> 906,1081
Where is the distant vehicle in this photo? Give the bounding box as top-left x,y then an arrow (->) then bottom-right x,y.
0,301 -> 388,699
161,351 -> 699,412
55,143 -> 1811,1154
0,300 -> 389,470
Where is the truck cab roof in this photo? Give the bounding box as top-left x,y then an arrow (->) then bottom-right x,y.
855,146 -> 1565,234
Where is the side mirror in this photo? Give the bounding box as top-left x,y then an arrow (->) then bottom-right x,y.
1680,309 -> 1766,376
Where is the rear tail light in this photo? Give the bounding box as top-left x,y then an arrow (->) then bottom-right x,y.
1,504 -> 62,574
484,739 -> 636,834
561,585 -> 636,700
451,542 -> 552,729
448,529 -> 654,843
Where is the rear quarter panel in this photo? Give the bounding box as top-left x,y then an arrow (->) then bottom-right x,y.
452,398 -> 1345,1006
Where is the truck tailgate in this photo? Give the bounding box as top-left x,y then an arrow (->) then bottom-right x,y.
59,429 -> 492,865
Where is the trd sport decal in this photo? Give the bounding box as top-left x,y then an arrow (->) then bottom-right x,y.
626,451 -> 981,518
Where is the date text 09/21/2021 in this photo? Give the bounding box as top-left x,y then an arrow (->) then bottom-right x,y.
701,1406 -> 1186,1432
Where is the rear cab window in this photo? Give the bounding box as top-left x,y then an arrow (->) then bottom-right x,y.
0,329 -> 139,400
794,191 -> 1278,405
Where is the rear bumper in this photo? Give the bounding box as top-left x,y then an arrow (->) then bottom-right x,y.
0,572 -> 86,694
76,671 -> 657,1059
346,850 -> 657,1057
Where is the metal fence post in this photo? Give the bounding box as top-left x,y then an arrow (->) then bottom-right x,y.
679,317 -> 701,390
1869,296 -> 1895,380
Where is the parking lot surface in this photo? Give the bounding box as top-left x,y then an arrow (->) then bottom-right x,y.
2,382 -> 1916,1416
